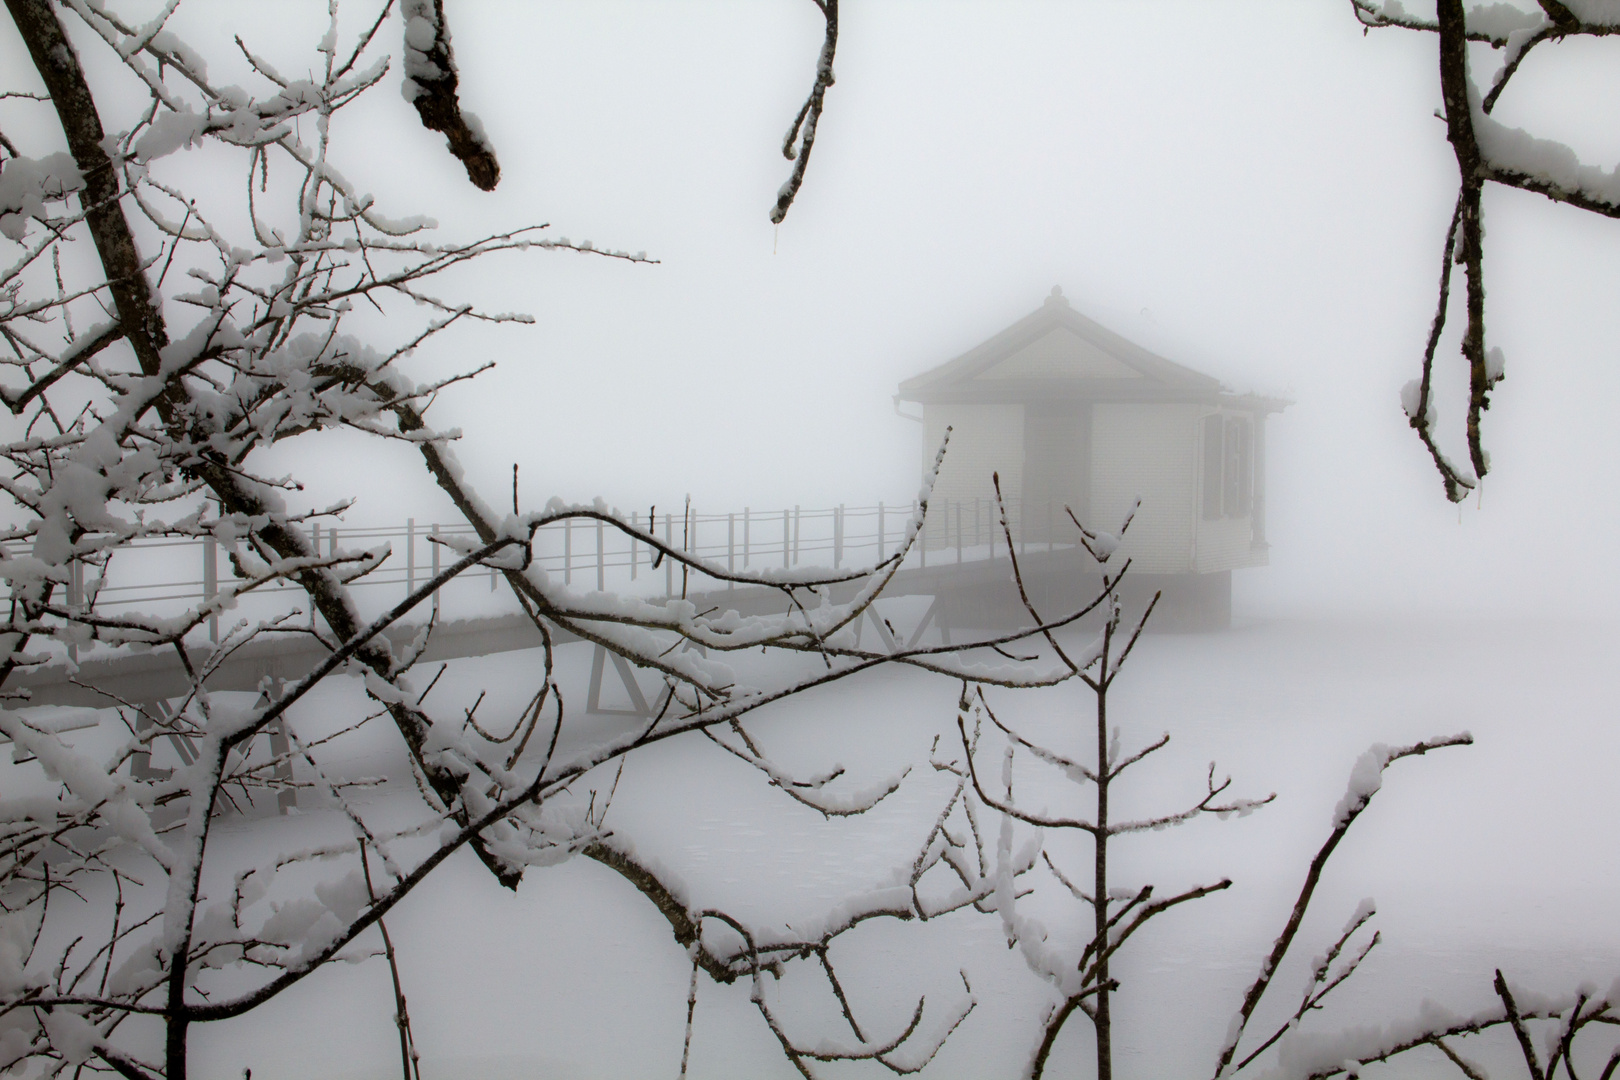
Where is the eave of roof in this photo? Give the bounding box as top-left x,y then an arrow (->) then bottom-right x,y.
897,287 -> 1285,412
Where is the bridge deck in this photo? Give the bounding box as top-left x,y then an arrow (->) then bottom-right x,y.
9,547 -> 1125,711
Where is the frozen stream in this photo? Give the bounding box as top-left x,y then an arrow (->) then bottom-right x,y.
114,611 -> 1620,1078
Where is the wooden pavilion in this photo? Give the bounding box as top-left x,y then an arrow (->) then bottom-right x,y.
895,286 -> 1286,629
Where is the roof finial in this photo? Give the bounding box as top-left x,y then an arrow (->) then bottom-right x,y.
1046,284 -> 1068,307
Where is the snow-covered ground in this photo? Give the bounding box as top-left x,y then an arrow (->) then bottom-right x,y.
126,603 -> 1618,1080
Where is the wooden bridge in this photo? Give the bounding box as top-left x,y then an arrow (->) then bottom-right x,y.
6,497 -> 1224,722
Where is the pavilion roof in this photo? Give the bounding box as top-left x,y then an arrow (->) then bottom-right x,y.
897,287 -> 1287,413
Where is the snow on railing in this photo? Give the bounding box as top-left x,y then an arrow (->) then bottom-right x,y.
22,495 -> 1071,642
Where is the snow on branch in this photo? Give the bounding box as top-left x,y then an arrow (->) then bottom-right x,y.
400,0 -> 501,190
1212,733 -> 1473,1079
946,569 -> 1273,1080
0,3 -> 1165,1076
771,0 -> 838,224
1351,0 -> 1620,499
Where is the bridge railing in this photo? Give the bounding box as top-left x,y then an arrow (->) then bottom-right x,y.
12,495 -> 1070,648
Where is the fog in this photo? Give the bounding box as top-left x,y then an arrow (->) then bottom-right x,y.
5,2 -> 1620,1077
449,2 -> 1610,622
39,0 -> 1611,621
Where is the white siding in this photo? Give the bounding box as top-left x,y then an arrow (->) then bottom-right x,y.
1090,403 -> 1199,574
1195,516 -> 1263,571
923,404 -> 1023,548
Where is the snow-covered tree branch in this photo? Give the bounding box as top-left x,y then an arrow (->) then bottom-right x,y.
1352,0 -> 1620,500
0,3 -> 1112,1076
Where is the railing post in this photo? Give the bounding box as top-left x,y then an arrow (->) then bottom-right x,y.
596,518 -> 605,591
727,512 -> 735,589
665,512 -> 674,596
743,507 -> 750,568
407,518 -> 416,597
782,508 -> 790,569
793,505 -> 801,565
834,504 -> 844,568
431,523 -> 441,616
918,499 -> 926,569
204,535 -> 218,643
630,511 -> 639,581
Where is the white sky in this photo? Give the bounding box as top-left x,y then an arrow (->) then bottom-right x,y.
8,0 -> 1620,619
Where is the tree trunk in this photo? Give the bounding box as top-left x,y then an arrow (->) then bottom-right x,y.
3,0 -> 526,893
